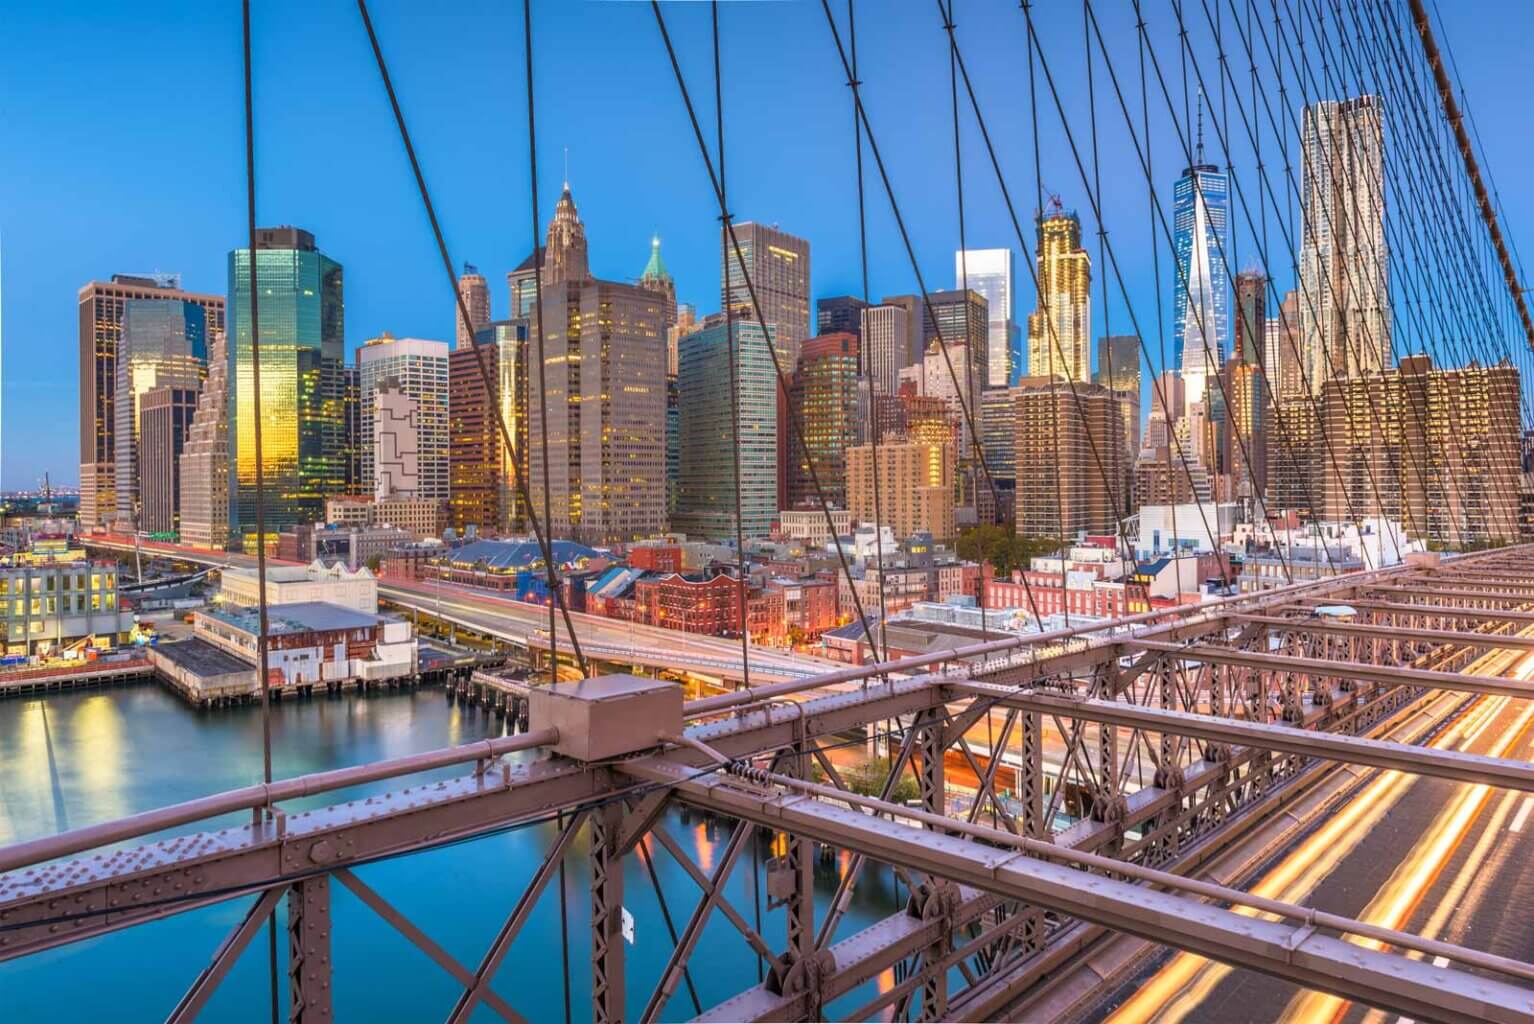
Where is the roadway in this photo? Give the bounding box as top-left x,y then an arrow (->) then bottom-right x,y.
1091,638 -> 1534,1024
80,533 -> 839,685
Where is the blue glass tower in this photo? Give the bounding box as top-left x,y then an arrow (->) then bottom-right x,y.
1171,128 -> 1229,406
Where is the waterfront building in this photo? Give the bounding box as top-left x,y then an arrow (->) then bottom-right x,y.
358,334 -> 450,502
787,332 -> 861,511
722,222 -> 810,367
846,437 -> 956,542
674,319 -> 778,540
455,263 -> 491,350
113,298 -> 207,530
1299,97 -> 1390,388
228,227 -> 345,545
1026,210 -> 1092,384
78,274 -> 223,528
530,186 -> 667,545
178,320 -> 231,549
0,558 -> 132,655
221,560 -> 378,614
193,601 -> 416,686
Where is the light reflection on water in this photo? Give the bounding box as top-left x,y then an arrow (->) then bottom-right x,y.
0,684 -> 905,1022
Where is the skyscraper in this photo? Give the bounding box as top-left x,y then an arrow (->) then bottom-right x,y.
178,322 -> 231,549
455,263 -> 491,350
486,320 -> 529,531
862,302 -> 913,401
787,332 -> 861,510
920,289 -> 989,420
78,274 -> 223,528
1026,209 -> 1092,384
1266,289 -> 1304,405
138,386 -> 200,535
113,299 -> 207,529
1299,96 -> 1390,388
1227,271 -> 1269,503
817,295 -> 869,339
674,319 -> 778,540
1014,377 -> 1128,538
1095,334 -> 1142,461
846,437 -> 956,542
1171,122 -> 1230,410
228,227 -> 345,545
449,342 -> 501,533
956,248 -> 1016,388
358,334 -> 450,502
531,187 -> 667,544
722,222 -> 810,367
638,235 -> 677,332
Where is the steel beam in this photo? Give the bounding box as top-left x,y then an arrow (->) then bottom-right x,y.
288,876 -> 332,1023
1128,639 -> 1534,700
1300,598 -> 1534,625
166,887 -> 285,1024
591,802 -> 625,1024
954,685 -> 1534,791
628,759 -> 1534,1024
1235,614 -> 1534,651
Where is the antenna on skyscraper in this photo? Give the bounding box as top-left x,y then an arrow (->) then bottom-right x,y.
1196,88 -> 1206,164
563,146 -> 569,189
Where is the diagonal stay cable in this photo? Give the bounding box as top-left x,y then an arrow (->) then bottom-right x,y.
355,0 -> 587,678
648,0 -> 886,669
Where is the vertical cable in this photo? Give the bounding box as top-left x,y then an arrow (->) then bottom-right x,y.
712,0 -> 753,691
239,5 -> 280,1019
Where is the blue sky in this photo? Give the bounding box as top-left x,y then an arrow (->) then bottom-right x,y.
1,0 -> 1530,490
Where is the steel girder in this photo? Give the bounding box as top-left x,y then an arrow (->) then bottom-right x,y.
626,758 -> 1534,1024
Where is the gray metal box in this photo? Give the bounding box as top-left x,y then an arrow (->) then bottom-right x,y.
527,674 -> 683,762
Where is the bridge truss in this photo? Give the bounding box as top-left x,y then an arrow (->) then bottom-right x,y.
5,546 -> 1534,1022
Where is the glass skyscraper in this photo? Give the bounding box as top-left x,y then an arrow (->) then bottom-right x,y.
227,226 -> 345,546
955,248 -> 1016,388
114,298 -> 207,528
674,318 -> 778,540
1171,150 -> 1229,409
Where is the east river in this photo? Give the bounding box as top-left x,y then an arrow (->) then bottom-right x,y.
0,684 -> 904,1022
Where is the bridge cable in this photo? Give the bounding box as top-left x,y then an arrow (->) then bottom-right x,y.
354,0 -> 589,681
647,1 -> 889,674
238,4 -> 281,1020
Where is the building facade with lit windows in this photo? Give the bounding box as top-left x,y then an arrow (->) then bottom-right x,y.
358,334 -> 450,502
1026,210 -> 1092,383
674,318 -> 778,540
78,274 -> 224,529
1013,377 -> 1129,539
956,248 -> 1016,388
846,438 -> 956,542
787,332 -> 861,510
227,227 -> 345,546
721,222 -> 810,367
0,560 -> 131,655
449,341 -> 502,534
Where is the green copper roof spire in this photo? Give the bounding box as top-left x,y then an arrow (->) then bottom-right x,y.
641,234 -> 670,283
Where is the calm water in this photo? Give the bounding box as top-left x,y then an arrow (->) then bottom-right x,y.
0,684 -> 902,1022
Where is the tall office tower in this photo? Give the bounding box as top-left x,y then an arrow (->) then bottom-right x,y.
137,388 -> 197,535
531,186 -> 667,544
544,184 -> 591,287
638,235 -> 677,332
980,387 -> 1017,522
722,222 -> 810,367
78,274 -> 223,528
880,294 -> 929,367
1266,289 -> 1305,405
666,374 -> 680,517
455,263 -> 491,351
228,227 -> 345,545
1095,334 -> 1143,458
372,381 -> 421,499
341,366 -> 364,496
1013,377 -> 1127,539
1171,119 -> 1230,409
787,332 -> 860,510
862,302 -> 913,400
178,324 -> 231,549
956,249 -> 1016,387
449,343 -> 501,533
1308,356 -> 1520,546
481,320 -> 528,530
673,319 -> 778,540
113,299 -> 208,528
921,288 -> 989,417
1232,271 -> 1266,365
817,295 -> 869,340
846,437 -> 956,541
1026,210 -> 1092,384
1226,271 -> 1268,504
667,302 -> 698,378
506,250 -> 541,322
358,334 -> 451,502
1299,96 -> 1389,389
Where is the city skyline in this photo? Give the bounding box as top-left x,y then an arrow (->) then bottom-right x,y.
7,1 -> 1530,489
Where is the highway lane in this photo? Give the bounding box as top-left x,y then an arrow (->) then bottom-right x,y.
1093,641 -> 1534,1024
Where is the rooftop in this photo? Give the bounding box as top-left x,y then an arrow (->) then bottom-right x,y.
445,538 -> 601,572
205,601 -> 383,636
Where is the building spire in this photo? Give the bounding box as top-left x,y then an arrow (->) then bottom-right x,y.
563,146 -> 569,191
1196,88 -> 1205,164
